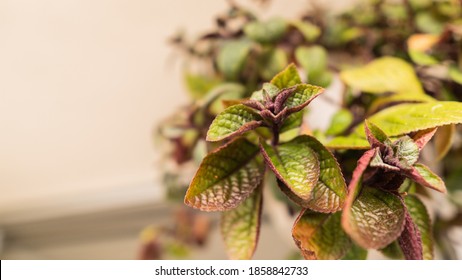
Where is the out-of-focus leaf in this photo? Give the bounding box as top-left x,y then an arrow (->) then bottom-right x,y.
258,48 -> 288,81
409,0 -> 432,10
260,138 -> 320,202
184,73 -> 221,99
206,104 -> 263,142
409,50 -> 439,66
407,34 -> 440,52
217,40 -> 252,80
328,102 -> 462,149
405,163 -> 447,193
404,195 -> 434,260
397,209 -> 423,260
270,63 -> 302,89
291,20 -> 321,42
244,17 -> 287,44
326,109 -> 353,136
449,66 -> 462,85
383,3 -> 407,21
341,243 -> 368,260
340,57 -> 425,95
221,185 -> 262,260
295,45 -> 332,87
185,138 -> 264,211
434,124 -> 455,160
415,12 -> 444,34
340,27 -> 363,43
292,211 -> 351,260
342,187 -> 406,249
368,92 -> 435,114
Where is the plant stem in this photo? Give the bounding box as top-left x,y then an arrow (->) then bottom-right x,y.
272,125 -> 279,146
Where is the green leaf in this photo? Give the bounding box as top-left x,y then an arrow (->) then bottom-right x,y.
328,102 -> 462,149
260,138 -> 320,202
326,109 -> 353,136
244,17 -> 287,44
280,111 -> 304,133
250,83 -> 280,103
292,211 -> 351,260
368,91 -> 435,114
283,84 -> 324,112
409,50 -> 439,66
342,187 -> 406,249
263,135 -> 347,212
301,136 -> 347,212
415,12 -> 444,34
381,241 -> 404,259
221,185 -> 262,260
340,57 -> 425,95
365,120 -> 391,146
185,138 -> 265,211
217,40 -> 252,81
295,46 -> 331,87
406,163 -> 447,193
449,66 -> 462,84
291,20 -> 321,42
342,243 -> 368,260
184,73 -> 221,99
393,136 -> 420,169
257,48 -> 288,81
404,195 -> 434,260
270,63 -> 302,89
207,104 -> 263,142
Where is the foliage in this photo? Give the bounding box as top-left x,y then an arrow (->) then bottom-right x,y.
158,0 -> 462,260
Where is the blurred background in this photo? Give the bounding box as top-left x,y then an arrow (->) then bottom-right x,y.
2,0 -> 461,260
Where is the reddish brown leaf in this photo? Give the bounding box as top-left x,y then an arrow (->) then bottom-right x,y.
398,209 -> 423,260
412,127 -> 437,150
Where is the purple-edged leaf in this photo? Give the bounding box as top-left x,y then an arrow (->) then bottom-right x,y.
270,63 -> 301,89
405,195 -> 434,260
412,127 -> 437,150
260,138 -> 320,202
398,209 -> 423,260
185,138 -> 265,211
342,187 -> 406,249
300,135 -> 347,212
250,83 -> 280,103
283,84 -> 324,113
370,149 -> 400,172
365,120 -> 391,147
221,185 -> 263,260
346,148 -> 377,200
405,163 -> 447,193
393,136 -> 420,169
280,111 -> 304,133
292,211 -> 351,260
206,104 -> 263,142
269,136 -> 347,212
